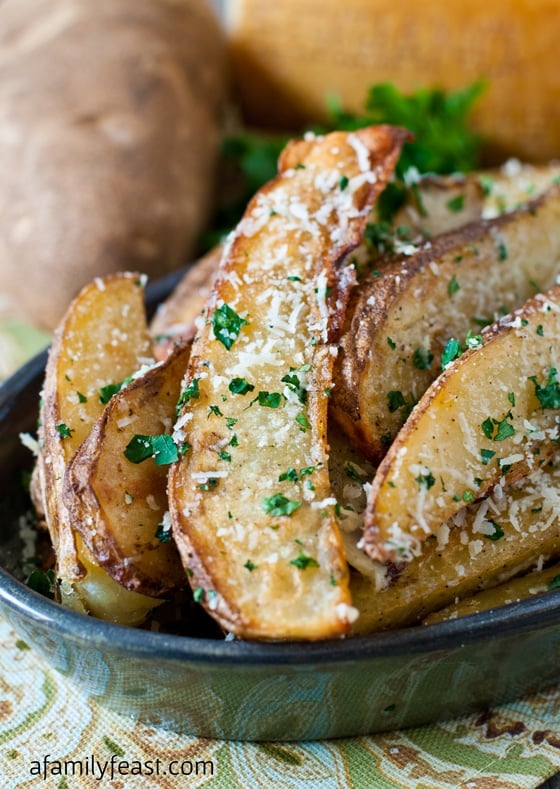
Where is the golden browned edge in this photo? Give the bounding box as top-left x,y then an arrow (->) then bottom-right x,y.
37,272 -> 150,583
169,126 -> 410,639
63,343 -> 190,598
362,282 -> 560,563
331,187 -> 559,461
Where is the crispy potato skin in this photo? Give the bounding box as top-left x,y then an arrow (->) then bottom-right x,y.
332,186 -> 560,460
352,456 -> 560,633
64,343 -> 190,597
363,285 -> 560,563
0,0 -> 226,328
169,126 -> 408,640
39,273 -> 152,582
228,0 -> 560,162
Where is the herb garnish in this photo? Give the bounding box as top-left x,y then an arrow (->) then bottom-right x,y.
263,493 -> 301,517
124,434 -> 178,465
212,303 -> 248,349
290,551 -> 320,570
530,367 -> 560,410
55,423 -> 74,439
481,415 -> 515,441
228,377 -> 255,395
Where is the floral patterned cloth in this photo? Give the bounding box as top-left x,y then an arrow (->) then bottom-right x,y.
1,613 -> 559,789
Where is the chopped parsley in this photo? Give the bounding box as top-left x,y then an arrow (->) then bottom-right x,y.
254,391 -> 283,408
99,376 -> 133,404
76,391 -> 88,403
176,378 -> 200,415
448,274 -> 460,297
290,551 -> 320,570
295,412 -> 311,431
197,477 -> 218,491
228,377 -> 255,395
481,415 -> 515,442
279,465 -> 316,483
339,174 -> 349,190
441,338 -> 462,369
124,434 -> 178,465
212,303 -> 248,349
155,522 -> 172,543
281,372 -> 307,404
244,559 -> 258,572
547,575 -> 560,591
415,470 -> 436,489
387,390 -> 406,412
530,367 -> 560,410
55,423 -> 74,439
412,347 -> 433,370
480,448 -> 496,465
263,493 -> 301,517
446,194 -> 465,213
484,520 -> 505,541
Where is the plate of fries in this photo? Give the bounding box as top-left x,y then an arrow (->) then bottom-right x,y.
2,125 -> 560,740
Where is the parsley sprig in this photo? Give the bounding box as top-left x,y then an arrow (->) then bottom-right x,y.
205,81 -> 485,245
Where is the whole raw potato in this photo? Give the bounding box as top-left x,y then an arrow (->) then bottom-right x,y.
0,0 -> 227,328
226,0 -> 560,163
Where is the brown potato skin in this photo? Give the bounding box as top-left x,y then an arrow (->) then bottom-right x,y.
332,186 -> 560,461
227,0 -> 560,163
0,0 -> 226,328
64,343 -> 190,597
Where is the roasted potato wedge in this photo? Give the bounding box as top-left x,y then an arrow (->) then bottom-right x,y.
169,126 -> 408,640
333,185 -> 560,460
36,272 -> 170,622
352,455 -> 560,633
64,342 -> 190,598
388,162 -> 560,237
147,163 -> 560,357
39,273 -> 153,580
424,561 -> 560,625
363,285 -> 560,563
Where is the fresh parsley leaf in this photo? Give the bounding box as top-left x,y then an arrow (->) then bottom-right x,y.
229,377 -> 255,395
124,434 -> 178,465
263,493 -> 301,517
212,303 -> 248,349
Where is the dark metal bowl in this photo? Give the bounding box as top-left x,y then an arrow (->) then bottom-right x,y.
1,270 -> 560,741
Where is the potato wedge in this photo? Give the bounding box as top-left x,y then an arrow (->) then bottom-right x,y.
352,455 -> 560,633
333,185 -> 560,460
150,245 -> 223,360
147,163 -> 560,358
169,126 -> 408,640
388,162 -> 560,238
64,342 -> 190,597
39,273 -> 153,582
363,285 -> 560,563
424,561 -> 560,625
